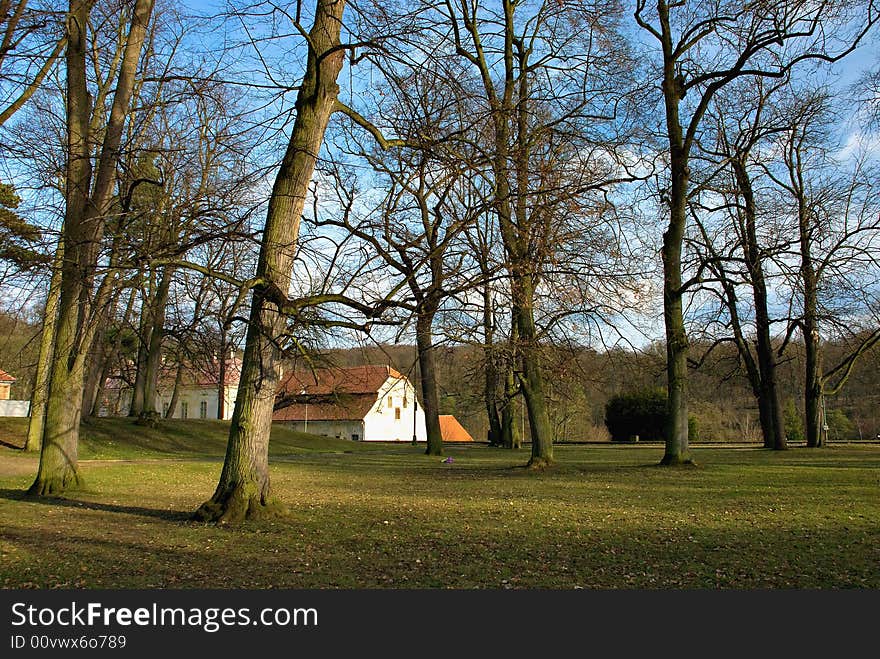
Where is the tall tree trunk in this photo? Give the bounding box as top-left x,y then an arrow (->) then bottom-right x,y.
90,357 -> 113,418
416,310 -> 443,456
494,143 -> 553,461
500,389 -> 519,449
501,318 -> 521,450
661,178 -> 691,464
29,0 -> 92,493
81,286 -> 127,418
217,350 -> 227,420
483,297 -> 502,445
81,337 -> 107,419
476,233 -> 502,445
129,274 -> 150,416
165,361 -> 184,418
733,158 -> 787,450
141,266 -> 173,419
25,240 -> 63,452
94,286 -> 139,417
217,325 -> 229,419
802,245 -> 823,448
657,5 -> 692,465
28,339 -> 86,494
754,304 -> 786,450
720,276 -> 766,444
516,279 -> 553,467
484,372 -> 503,445
195,0 -> 346,523
29,0 -> 156,495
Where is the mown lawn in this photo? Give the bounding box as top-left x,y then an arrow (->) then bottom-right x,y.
0,418 -> 877,589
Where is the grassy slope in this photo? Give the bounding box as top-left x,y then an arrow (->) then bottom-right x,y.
0,419 -> 878,589
0,416 -> 392,459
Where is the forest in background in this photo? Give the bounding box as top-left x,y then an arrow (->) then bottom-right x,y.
3,309 -> 876,443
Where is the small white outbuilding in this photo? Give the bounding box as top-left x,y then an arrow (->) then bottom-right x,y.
273,364 -> 427,442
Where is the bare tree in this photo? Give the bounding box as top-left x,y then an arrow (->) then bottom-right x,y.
195,0 -> 348,523
28,0 -> 156,495
321,53 -> 488,455
763,90 -> 880,447
633,0 -> 878,464
687,77 -> 794,450
383,0 -> 637,467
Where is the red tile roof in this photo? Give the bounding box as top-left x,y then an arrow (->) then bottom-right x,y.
439,415 -> 474,442
103,356 -> 242,390
0,369 -> 16,383
273,394 -> 378,422
278,364 -> 404,396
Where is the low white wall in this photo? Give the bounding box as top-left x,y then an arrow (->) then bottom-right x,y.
0,400 -> 30,417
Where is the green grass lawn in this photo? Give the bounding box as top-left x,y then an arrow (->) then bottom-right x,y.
0,418 -> 877,589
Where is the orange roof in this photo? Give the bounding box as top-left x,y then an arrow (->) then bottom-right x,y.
278,364 -> 404,397
439,415 -> 474,442
0,369 -> 15,383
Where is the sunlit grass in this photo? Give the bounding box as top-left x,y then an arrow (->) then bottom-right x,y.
0,420 -> 877,589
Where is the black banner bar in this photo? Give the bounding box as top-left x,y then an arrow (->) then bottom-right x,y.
2,589 -> 877,654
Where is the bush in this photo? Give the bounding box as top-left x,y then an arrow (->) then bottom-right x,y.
605,390 -> 701,443
826,408 -> 855,441
783,399 -> 804,443
604,390 -> 666,442
688,415 -> 700,442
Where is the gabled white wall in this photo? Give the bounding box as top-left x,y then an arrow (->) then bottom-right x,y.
100,384 -> 238,420
363,376 -> 426,442
157,385 -> 238,420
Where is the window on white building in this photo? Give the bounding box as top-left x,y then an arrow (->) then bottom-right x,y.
395,407 -> 401,420
181,401 -> 189,419
387,397 -> 393,408
200,401 -> 208,419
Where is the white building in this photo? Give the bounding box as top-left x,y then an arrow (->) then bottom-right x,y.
0,368 -> 29,417
100,356 -> 240,420
273,364 -> 427,442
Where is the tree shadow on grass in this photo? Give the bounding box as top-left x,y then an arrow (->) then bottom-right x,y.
0,488 -> 191,522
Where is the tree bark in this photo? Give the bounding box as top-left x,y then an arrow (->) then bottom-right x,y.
516,279 -> 553,467
483,298 -> 503,445
129,273 -> 150,417
81,284 -> 128,418
165,361 -> 184,418
141,266 -> 173,419
27,350 -> 85,494
660,174 -> 692,465
80,336 -> 107,418
416,311 -> 443,455
25,240 -> 62,452
732,158 -> 786,450
501,363 -> 520,449
217,325 -> 230,419
800,213 -> 823,448
29,0 -> 156,494
195,0 -> 347,523
657,1 -> 692,465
